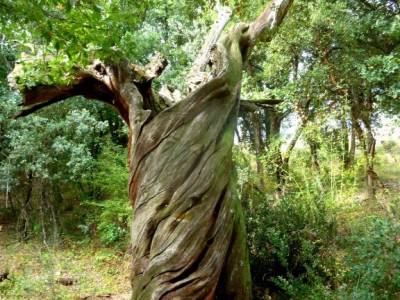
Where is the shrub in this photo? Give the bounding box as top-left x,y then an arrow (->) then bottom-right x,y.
246,189 -> 338,299
81,142 -> 131,248
338,216 -> 400,299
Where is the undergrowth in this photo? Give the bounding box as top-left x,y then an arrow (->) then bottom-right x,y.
239,143 -> 400,299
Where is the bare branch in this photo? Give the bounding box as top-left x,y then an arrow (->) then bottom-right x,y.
242,99 -> 283,105
14,75 -> 125,120
187,4 -> 232,92
283,122 -> 304,165
240,99 -> 283,112
158,85 -> 182,106
11,51 -> 170,123
239,0 -> 294,58
131,52 -> 168,82
248,0 -> 294,43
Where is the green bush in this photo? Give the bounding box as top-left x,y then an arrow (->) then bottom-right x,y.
338,216 -> 400,300
81,142 -> 131,248
246,189 -> 338,299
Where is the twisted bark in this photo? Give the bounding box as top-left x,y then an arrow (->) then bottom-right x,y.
128,24 -> 251,299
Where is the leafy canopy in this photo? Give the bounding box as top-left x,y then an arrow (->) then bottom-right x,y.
1,0 -> 216,87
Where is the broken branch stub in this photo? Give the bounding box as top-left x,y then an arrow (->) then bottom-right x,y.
187,4 -> 232,92
248,0 -> 294,43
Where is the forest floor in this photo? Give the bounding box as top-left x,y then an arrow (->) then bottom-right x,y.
0,228 -> 131,300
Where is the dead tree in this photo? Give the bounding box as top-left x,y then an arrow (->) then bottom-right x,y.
11,1 -> 294,299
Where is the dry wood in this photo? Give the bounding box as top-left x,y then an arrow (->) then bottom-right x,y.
187,4 -> 232,92
248,0 -> 294,44
56,277 -> 76,286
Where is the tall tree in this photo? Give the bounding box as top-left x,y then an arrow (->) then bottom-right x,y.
4,0 -> 294,298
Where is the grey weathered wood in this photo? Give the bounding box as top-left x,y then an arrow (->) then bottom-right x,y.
187,4 -> 232,92
248,0 -> 294,44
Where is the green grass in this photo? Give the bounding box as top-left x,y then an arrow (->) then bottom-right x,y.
0,229 -> 131,300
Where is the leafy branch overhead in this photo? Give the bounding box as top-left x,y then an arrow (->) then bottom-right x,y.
8,0 -> 293,124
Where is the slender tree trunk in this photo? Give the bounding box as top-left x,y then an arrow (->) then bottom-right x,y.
341,102 -> 356,170
250,111 -> 266,188
39,181 -> 48,245
17,171 -> 33,240
265,108 -> 284,192
308,139 -> 320,171
365,124 -> 377,199
267,109 -> 282,140
349,125 -> 356,167
280,121 -> 304,187
341,112 -> 351,169
352,106 -> 377,199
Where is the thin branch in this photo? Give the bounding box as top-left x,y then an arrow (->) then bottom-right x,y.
239,99 -> 283,112
242,99 -> 283,105
283,122 -> 304,165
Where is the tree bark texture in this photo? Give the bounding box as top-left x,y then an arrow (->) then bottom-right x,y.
128,25 -> 251,300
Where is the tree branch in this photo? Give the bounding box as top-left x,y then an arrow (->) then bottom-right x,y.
12,52 -> 169,123
248,0 -> 294,42
242,99 -> 283,105
283,121 -> 304,165
15,75 -> 123,119
239,99 -> 283,112
187,4 -> 232,92
131,52 -> 168,82
239,0 -> 294,57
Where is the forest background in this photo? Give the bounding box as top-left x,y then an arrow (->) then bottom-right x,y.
0,0 -> 399,299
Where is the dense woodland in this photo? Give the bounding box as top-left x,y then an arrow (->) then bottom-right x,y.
0,0 -> 399,299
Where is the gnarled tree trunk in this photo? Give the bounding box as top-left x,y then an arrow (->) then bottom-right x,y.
128,32 -> 250,298
12,1 -> 294,299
